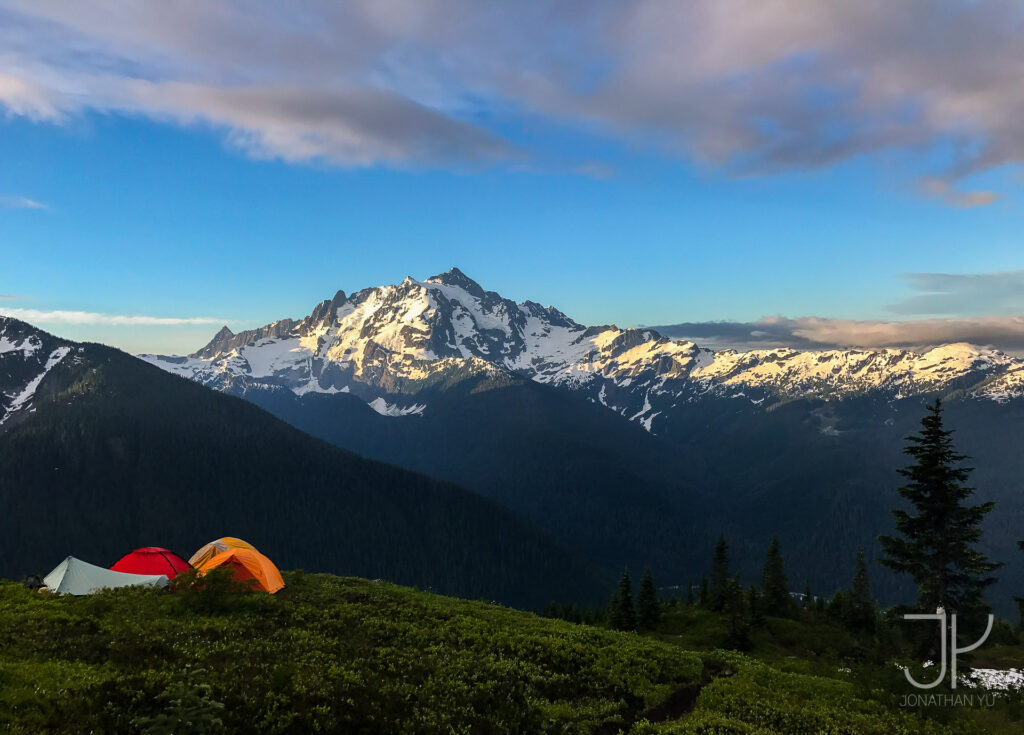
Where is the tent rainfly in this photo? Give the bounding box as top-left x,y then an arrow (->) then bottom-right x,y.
111,547 -> 191,579
197,548 -> 285,594
43,556 -> 169,596
189,537 -> 257,568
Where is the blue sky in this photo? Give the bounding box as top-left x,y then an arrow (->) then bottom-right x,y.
2,2 -> 1024,354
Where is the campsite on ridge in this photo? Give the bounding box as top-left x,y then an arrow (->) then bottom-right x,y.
4,2 -> 1024,730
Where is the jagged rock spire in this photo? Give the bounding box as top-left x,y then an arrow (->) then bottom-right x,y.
426,267 -> 486,298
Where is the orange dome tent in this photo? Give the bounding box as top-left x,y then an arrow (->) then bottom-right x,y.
188,537 -> 257,568
195,547 -> 285,594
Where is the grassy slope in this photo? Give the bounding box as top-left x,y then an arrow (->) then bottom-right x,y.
649,604 -> 1024,735
0,574 -> 969,735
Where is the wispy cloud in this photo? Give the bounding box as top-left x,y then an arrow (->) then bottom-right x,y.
1,2 -> 1024,197
890,271 -> 1024,316
917,178 -> 999,209
0,307 -> 225,326
0,195 -> 47,209
654,315 -> 1024,352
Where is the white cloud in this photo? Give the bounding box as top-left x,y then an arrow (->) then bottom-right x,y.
2,2 -> 1024,197
0,72 -> 66,121
0,2 -> 518,168
0,194 -> 47,209
0,307 -> 225,326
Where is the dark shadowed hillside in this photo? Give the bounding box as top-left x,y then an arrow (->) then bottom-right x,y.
233,374 -> 716,577
0,321 -> 604,608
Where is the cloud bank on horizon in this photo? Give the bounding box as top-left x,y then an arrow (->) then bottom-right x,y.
655,314 -> 1024,353
0,308 -> 225,327
656,271 -> 1024,351
1,1 -> 1022,202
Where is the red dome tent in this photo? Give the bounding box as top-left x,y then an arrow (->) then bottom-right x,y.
110,547 -> 192,579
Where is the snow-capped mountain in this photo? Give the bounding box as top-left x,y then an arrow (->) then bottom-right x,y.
0,318 -> 73,427
140,268 -> 1024,432
9,288 -> 1024,613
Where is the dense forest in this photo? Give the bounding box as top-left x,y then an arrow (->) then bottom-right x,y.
233,372 -> 1024,615
0,337 -> 604,608
238,372 -> 709,578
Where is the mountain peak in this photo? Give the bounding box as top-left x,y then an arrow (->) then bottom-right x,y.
143,269 -> 1024,429
194,325 -> 236,359
308,290 -> 349,326
425,267 -> 486,298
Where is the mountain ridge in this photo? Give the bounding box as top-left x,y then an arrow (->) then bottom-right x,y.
140,268 -> 1024,430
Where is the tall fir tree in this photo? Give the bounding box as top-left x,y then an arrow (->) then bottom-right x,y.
747,584 -> 765,627
708,535 -> 732,612
608,569 -> 636,631
848,550 -> 877,632
723,576 -> 752,650
760,537 -> 794,617
636,568 -> 660,630
879,399 -> 1001,615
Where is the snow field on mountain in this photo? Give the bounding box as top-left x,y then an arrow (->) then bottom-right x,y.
135,269 -> 1024,427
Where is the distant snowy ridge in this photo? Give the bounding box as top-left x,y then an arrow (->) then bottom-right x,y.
138,268 -> 1024,432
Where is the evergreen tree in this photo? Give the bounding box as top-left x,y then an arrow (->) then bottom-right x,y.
708,535 -> 732,612
686,583 -> 694,605
802,580 -> 813,611
826,589 -> 853,624
636,568 -> 660,630
698,577 -> 709,607
760,537 -> 794,617
747,584 -> 765,627
879,399 -> 1001,615
608,570 -> 636,631
723,576 -> 752,650
848,550 -> 877,631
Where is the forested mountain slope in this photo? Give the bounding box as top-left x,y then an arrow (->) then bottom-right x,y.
0,318 -> 602,608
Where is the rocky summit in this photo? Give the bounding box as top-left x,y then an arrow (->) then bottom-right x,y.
140,268 -> 1024,432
